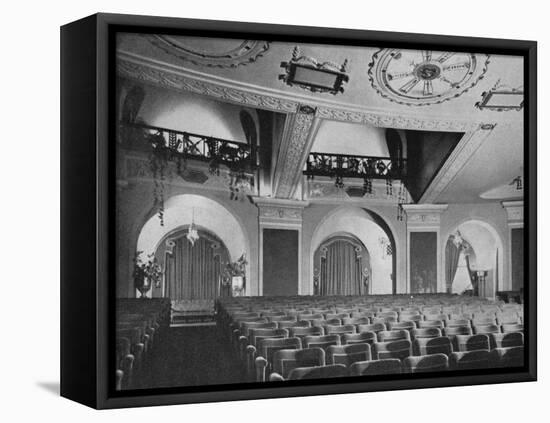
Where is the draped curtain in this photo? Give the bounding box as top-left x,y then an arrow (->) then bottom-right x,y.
164,236 -> 222,300
319,240 -> 365,296
445,238 -> 461,293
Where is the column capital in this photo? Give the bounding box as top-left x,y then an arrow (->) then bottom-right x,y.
502,200 -> 524,226
251,197 -> 309,228
402,204 -> 448,227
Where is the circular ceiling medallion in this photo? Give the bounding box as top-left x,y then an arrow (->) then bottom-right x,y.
368,49 -> 490,106
148,35 -> 270,68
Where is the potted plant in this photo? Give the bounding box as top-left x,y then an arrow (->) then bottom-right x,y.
133,251 -> 163,298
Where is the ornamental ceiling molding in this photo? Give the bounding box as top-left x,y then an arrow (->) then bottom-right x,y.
419,124 -> 497,204
117,51 -> 481,132
368,49 -> 490,107
146,35 -> 270,68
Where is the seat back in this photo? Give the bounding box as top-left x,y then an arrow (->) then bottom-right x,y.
455,334 -> 490,352
450,350 -> 491,370
267,315 -> 296,323
343,317 -> 370,326
411,327 -> 441,340
398,314 -> 422,324
472,317 -> 497,327
327,343 -> 371,366
257,337 -> 302,365
351,311 -> 375,319
489,346 -> 524,368
501,323 -> 524,333
271,348 -> 326,379
303,334 -> 341,351
298,313 -> 325,322
446,319 -> 471,328
496,313 -> 520,325
474,324 -> 500,335
377,329 -> 410,342
248,328 -> 288,347
240,321 -> 276,337
413,336 -> 452,356
325,324 -> 356,336
491,332 -> 524,348
312,318 -> 342,327
287,364 -> 348,380
278,320 -> 310,329
403,353 -> 449,373
342,331 -> 376,345
373,340 -> 412,360
289,326 -> 324,340
388,321 -> 416,331
423,313 -> 449,322
418,320 -> 444,329
349,359 -> 402,376
357,323 -> 386,333
326,313 -> 350,320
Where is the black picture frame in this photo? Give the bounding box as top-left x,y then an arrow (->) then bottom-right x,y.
60,12 -> 537,409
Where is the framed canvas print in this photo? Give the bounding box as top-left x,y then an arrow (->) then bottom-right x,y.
60,13 -> 537,409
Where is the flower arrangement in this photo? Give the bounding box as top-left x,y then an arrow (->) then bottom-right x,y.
221,253 -> 248,288
133,251 -> 163,297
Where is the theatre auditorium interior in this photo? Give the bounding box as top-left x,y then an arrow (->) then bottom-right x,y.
114,34 -> 526,390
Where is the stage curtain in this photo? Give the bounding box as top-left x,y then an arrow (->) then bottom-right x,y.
320,240 -> 364,296
165,237 -> 220,300
445,239 -> 460,293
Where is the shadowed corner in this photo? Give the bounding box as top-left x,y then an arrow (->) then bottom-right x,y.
36,381 -> 60,396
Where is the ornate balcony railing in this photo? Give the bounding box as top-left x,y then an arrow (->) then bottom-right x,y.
304,152 -> 407,180
119,122 -> 258,171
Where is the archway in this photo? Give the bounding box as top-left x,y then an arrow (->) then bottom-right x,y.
310,206 -> 396,295
136,194 -> 250,295
444,219 -> 504,298
313,234 -> 371,296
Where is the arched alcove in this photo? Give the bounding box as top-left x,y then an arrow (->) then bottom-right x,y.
444,219 -> 504,298
310,206 -> 396,295
135,84 -> 255,142
136,194 -> 251,290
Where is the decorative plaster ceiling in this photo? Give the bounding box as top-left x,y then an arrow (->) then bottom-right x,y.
146,35 -> 270,68
117,32 -> 524,204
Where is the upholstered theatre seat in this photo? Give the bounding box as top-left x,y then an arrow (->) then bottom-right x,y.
285,364 -> 348,380
350,359 -> 402,376
454,334 -> 490,352
303,334 -> 341,351
373,340 -> 412,360
413,336 -> 452,356
450,350 -> 491,370
403,353 -> 449,373
327,343 -> 371,366
268,348 -> 326,381
411,327 -> 441,340
342,331 -> 376,346
377,329 -> 411,343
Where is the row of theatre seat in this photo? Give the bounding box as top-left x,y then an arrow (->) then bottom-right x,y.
216,294 -> 524,382
115,299 -> 171,390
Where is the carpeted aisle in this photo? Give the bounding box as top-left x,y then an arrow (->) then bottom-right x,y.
147,326 -> 245,388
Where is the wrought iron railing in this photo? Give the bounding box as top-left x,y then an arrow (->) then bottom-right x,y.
119,122 -> 258,170
304,152 -> 407,180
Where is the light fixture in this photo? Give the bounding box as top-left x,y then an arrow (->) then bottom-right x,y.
186,208 -> 200,246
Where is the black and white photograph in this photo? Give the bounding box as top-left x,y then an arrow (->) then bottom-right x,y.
113,30 -> 531,392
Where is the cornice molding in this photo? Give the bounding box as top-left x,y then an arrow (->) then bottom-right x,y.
251,196 -> 310,227
419,125 -> 497,204
117,51 -> 483,132
403,204 -> 448,226
502,200 -> 524,224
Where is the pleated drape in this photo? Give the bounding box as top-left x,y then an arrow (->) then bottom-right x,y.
445,239 -> 461,293
320,240 -> 364,296
165,237 -> 220,300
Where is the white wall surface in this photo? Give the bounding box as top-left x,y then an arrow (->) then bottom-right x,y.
2,1 -> 547,422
